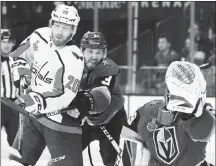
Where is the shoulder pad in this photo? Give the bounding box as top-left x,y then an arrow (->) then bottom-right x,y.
138,100 -> 164,123
92,58 -> 119,77
32,27 -> 50,44
34,27 -> 50,35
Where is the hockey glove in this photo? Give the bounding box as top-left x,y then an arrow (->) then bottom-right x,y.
11,58 -> 31,88
15,91 -> 47,115
68,90 -> 94,118
181,102 -> 214,120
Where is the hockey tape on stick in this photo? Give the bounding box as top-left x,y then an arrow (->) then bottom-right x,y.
199,63 -> 211,69
1,97 -> 75,119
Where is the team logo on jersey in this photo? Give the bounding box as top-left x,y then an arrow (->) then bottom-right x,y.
33,40 -> 40,51
153,126 -> 179,165
150,100 -> 160,107
102,59 -> 108,65
147,118 -> 157,132
32,61 -> 53,84
83,73 -> 88,78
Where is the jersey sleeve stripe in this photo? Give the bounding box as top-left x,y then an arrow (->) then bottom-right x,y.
34,31 -> 48,44
10,38 -> 30,58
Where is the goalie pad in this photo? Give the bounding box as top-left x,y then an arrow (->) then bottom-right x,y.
120,126 -> 151,166
89,86 -> 111,114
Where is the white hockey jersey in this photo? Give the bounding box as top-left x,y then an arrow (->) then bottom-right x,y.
10,27 -> 84,133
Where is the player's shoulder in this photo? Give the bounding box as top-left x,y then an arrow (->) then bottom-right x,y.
31,27 -> 50,44
63,45 -> 83,61
93,58 -> 119,77
138,99 -> 164,122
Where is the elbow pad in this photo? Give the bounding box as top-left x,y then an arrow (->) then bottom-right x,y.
69,86 -> 111,118
89,86 -> 111,114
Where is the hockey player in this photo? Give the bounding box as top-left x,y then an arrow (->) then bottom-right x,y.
68,31 -> 127,166
8,4 -> 84,166
122,61 -> 215,166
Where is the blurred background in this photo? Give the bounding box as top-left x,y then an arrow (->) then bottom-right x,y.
1,1 -> 215,97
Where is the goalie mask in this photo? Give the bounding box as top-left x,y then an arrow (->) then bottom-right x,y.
157,61 -> 207,125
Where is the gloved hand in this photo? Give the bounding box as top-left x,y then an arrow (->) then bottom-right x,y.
20,75 -> 31,89
67,108 -> 80,118
11,58 -> 31,88
204,103 -> 215,116
181,102 -> 214,120
68,90 -> 94,118
15,91 -> 47,115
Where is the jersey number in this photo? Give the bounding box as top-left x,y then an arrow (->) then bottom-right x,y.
101,76 -> 112,86
65,75 -> 80,93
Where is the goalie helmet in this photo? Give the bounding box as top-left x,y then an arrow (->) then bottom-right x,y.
80,31 -> 107,50
157,61 -> 207,125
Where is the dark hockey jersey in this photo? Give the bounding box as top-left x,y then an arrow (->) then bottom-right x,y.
80,57 -> 124,125
135,100 -> 215,166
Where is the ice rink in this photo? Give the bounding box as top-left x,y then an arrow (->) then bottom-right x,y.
1,128 -> 215,166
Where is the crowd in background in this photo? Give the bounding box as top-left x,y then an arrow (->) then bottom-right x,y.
1,1 -> 215,96
154,23 -> 215,67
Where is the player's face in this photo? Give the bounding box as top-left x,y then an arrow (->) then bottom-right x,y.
83,48 -> 104,71
158,38 -> 170,52
51,21 -> 74,46
1,39 -> 15,57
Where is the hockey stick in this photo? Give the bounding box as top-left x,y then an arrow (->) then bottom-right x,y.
18,77 -> 26,151
1,97 -> 76,119
100,126 -> 121,153
199,63 -> 212,69
100,126 -> 124,166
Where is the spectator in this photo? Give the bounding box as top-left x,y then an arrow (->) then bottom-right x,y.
207,50 -> 215,66
208,35 -> 215,66
182,37 -> 206,66
155,34 -> 181,66
187,23 -> 213,63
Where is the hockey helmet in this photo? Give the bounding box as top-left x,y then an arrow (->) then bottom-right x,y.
80,31 -> 107,50
1,29 -> 12,40
51,4 -> 80,26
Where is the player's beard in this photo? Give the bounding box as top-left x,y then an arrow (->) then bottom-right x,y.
52,33 -> 72,47
85,60 -> 99,71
